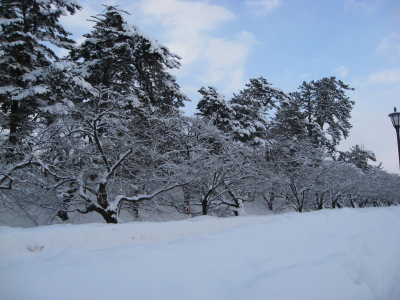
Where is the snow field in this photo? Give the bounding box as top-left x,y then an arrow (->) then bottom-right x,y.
0,207 -> 399,300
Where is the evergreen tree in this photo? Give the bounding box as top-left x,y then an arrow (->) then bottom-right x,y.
272,97 -> 308,140
295,77 -> 354,154
337,144 -> 378,173
70,5 -> 189,115
0,0 -> 81,145
196,86 -> 234,131
229,77 -> 289,145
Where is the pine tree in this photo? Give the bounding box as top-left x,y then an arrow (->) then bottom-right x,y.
272,96 -> 308,140
196,86 -> 234,131
337,144 -> 377,173
295,77 -> 355,154
70,5 -> 189,115
0,0 -> 81,145
229,77 -> 289,145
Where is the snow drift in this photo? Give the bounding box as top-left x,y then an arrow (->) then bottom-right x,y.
1,207 -> 400,300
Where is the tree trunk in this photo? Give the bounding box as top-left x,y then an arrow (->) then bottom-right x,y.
228,189 -> 241,216
315,193 -> 324,210
98,182 -> 108,208
201,199 -> 208,215
373,201 -> 380,207
95,182 -> 118,223
266,192 -> 275,211
103,210 -> 118,223
9,100 -> 19,145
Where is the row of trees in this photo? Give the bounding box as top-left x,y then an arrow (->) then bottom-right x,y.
1,2 -> 399,225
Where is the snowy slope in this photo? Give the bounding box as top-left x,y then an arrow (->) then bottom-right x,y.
1,207 -> 400,300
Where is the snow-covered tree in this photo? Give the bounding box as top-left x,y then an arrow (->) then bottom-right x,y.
310,161 -> 364,210
70,5 -> 189,115
337,144 -> 378,173
163,118 -> 256,216
26,104 -> 194,223
262,138 -> 326,212
0,4 -> 194,224
293,77 -> 354,154
353,168 -> 400,208
271,95 -> 308,140
0,0 -> 81,145
196,86 -> 234,132
228,77 -> 289,145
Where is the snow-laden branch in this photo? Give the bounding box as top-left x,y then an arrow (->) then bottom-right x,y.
0,156 -> 33,189
100,148 -> 132,184
109,179 -> 193,212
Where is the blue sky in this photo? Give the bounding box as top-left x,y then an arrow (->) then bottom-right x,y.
60,0 -> 400,174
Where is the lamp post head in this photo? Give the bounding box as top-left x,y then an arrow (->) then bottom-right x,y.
389,108 -> 400,171
389,110 -> 400,129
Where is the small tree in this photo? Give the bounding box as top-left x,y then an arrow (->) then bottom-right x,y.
337,144 -> 378,173
265,138 -> 326,212
164,118 -> 256,216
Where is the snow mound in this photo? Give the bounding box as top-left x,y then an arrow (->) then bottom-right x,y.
1,207 -> 399,300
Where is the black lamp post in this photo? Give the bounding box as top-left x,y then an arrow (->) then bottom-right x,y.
388,107 -> 400,170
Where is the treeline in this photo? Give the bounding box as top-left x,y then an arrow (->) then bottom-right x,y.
1,2 -> 399,225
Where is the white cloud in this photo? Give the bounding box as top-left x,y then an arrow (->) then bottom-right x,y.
368,69 -> 400,83
137,0 -> 234,32
132,0 -> 236,68
245,0 -> 282,16
201,31 -> 256,90
336,66 -> 349,77
130,0 -> 256,93
377,32 -> 400,61
60,2 -> 102,32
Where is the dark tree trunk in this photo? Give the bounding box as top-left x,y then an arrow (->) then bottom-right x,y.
57,210 -> 69,221
263,192 -> 274,211
201,199 -> 208,215
92,205 -> 118,223
94,183 -> 118,223
98,182 -> 108,208
315,193 -> 324,210
228,189 -> 241,216
9,100 -> 19,145
103,210 -> 118,223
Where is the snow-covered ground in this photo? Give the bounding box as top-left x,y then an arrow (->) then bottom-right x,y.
1,207 -> 400,300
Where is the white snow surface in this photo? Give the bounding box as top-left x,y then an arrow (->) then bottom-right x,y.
1,207 -> 400,300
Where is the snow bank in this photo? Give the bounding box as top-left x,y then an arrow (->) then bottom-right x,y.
0,215 -> 279,258
1,207 -> 399,300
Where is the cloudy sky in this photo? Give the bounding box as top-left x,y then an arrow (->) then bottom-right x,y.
60,0 -> 400,174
